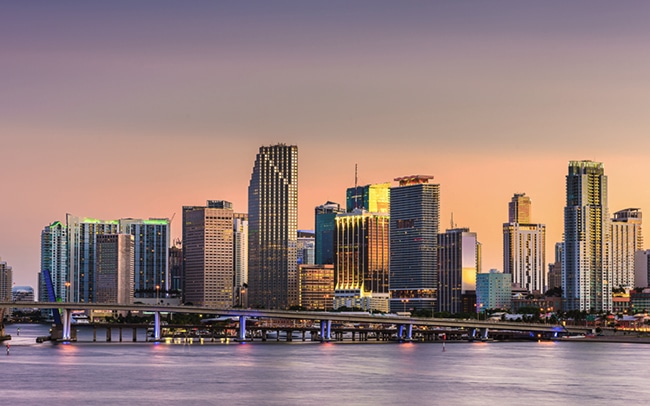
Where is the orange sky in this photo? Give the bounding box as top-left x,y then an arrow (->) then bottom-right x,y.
3,2 -> 650,286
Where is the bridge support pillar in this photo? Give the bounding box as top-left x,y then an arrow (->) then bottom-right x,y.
238,316 -> 247,341
62,309 -> 72,341
320,320 -> 332,342
480,328 -> 488,340
468,328 -> 476,340
153,311 -> 161,341
407,324 -> 413,341
398,324 -> 405,340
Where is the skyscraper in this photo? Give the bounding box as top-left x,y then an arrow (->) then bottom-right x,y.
66,215 -> 120,303
40,221 -> 68,302
66,215 -> 170,303
503,193 -> 546,293
183,200 -> 235,307
611,208 -> 643,291
120,218 -> 170,298
438,228 -> 480,314
95,234 -> 134,305
563,160 -> 611,312
248,144 -> 298,309
233,213 -> 248,307
334,209 -> 390,312
389,175 -> 439,313
315,201 -> 344,265
346,183 -> 390,213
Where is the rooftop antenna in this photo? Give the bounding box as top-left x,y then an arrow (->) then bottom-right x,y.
354,163 -> 359,210
451,212 -> 455,229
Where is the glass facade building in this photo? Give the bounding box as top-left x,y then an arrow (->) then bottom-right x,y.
248,144 -> 298,309
346,183 -> 390,213
438,228 -> 480,314
389,175 -> 439,313
315,201 -> 343,265
611,208 -> 642,291
334,210 -> 390,312
40,221 -> 68,302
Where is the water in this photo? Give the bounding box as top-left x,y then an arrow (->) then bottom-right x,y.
2,323 -> 649,405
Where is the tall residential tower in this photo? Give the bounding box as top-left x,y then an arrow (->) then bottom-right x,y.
503,193 -> 546,293
563,160 -> 611,312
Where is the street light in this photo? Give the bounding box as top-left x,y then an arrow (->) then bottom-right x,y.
156,285 -> 160,304
401,299 -> 409,313
65,281 -> 71,302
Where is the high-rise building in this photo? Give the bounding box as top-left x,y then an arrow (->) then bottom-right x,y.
346,183 -> 390,213
503,193 -> 546,293
563,160 -> 611,312
476,269 -> 512,313
95,234 -> 134,305
67,215 -> 120,303
299,264 -> 335,310
611,208 -> 643,291
0,258 -> 12,302
233,213 -> 248,307
120,218 -> 170,298
547,242 -> 563,292
389,175 -> 439,313
169,239 -> 183,295
438,228 -> 480,314
634,250 -> 650,288
297,230 -> 315,266
248,144 -> 298,309
508,193 -> 531,223
183,200 -> 235,307
40,221 -> 68,302
334,209 -> 390,312
66,215 -> 170,303
315,201 -> 344,265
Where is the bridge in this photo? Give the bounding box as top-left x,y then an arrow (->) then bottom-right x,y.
0,302 -> 568,342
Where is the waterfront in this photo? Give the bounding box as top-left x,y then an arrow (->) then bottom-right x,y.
2,324 -> 650,405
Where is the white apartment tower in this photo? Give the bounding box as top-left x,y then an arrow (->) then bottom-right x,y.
611,208 -> 643,291
503,193 -> 546,293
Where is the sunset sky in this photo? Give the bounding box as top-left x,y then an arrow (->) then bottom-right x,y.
3,2 -> 650,287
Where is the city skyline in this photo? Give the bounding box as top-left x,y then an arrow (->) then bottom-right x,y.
4,2 -> 650,287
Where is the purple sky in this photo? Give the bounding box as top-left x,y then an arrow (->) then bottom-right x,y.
3,2 -> 650,287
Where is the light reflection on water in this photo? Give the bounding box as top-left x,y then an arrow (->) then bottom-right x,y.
2,324 -> 650,405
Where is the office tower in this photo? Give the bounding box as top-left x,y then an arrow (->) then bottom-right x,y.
503,193 -> 546,293
611,208 -> 643,291
346,183 -> 390,213
299,264 -> 335,310
476,269 -> 512,313
634,250 -> 650,289
233,213 -> 248,307
563,160 -> 611,312
389,175 -> 439,313
438,228 -> 480,314
95,234 -> 134,304
169,239 -> 183,295
297,230 -> 315,266
248,144 -> 298,309
120,218 -> 170,298
334,210 -> 390,312
315,201 -> 344,265
547,242 -> 563,292
183,200 -> 235,308
40,221 -> 68,302
0,258 -> 12,302
66,215 -> 170,303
